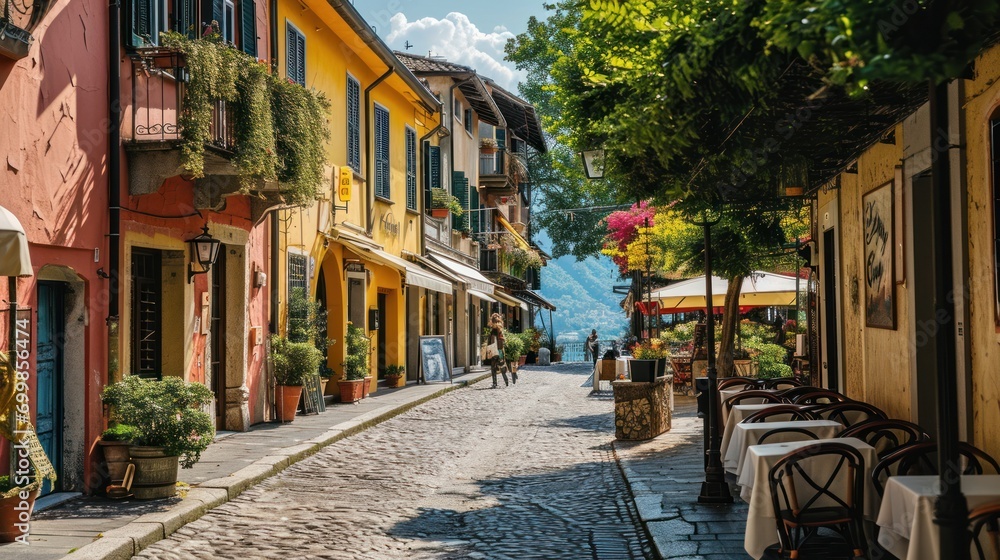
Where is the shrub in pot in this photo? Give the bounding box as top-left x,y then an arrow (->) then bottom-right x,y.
101,375 -> 214,499
384,364 -> 405,387
340,324 -> 370,403
503,329 -> 525,371
270,335 -> 323,422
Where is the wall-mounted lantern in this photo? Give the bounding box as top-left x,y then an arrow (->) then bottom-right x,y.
187,226 -> 222,283
581,149 -> 605,179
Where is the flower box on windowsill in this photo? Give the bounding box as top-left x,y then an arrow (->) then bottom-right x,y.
430,208 -> 449,218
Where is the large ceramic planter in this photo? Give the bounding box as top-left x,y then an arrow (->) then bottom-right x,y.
629,359 -> 657,383
655,358 -> 668,378
362,376 -> 372,397
0,489 -> 39,542
339,379 -> 365,403
275,385 -> 303,423
97,440 -> 131,483
129,446 -> 179,500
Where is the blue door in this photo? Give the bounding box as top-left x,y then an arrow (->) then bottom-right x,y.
36,282 -> 64,495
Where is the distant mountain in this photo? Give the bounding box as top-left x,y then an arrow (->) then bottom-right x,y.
534,233 -> 629,342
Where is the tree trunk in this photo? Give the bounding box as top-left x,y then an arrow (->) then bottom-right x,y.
716,275 -> 745,377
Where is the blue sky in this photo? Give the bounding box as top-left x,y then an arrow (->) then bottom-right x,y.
367,1 -> 548,91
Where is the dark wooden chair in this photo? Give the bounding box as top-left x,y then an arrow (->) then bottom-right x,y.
718,377 -> 762,391
774,386 -> 825,402
758,427 -> 821,446
742,404 -> 818,424
724,390 -> 784,413
763,442 -> 868,559
810,402 -> 887,429
790,390 -> 852,405
872,441 -> 1000,496
969,501 -> 1000,560
762,377 -> 804,390
837,419 -> 930,459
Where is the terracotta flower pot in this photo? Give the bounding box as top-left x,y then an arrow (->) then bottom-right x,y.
275,384 -> 303,423
431,208 -> 449,218
0,489 -> 39,542
518,355 -> 527,367
339,379 -> 365,403
362,376 -> 372,397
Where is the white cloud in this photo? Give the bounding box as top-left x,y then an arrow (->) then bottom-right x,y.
385,12 -> 524,92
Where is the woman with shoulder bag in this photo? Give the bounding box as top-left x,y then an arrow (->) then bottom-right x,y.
488,313 -> 511,388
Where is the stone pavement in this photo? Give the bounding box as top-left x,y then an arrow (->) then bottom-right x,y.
1,369 -> 491,560
2,364 -> 754,560
614,398 -> 751,559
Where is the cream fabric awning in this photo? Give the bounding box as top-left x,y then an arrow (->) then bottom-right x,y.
652,271 -> 799,311
335,233 -> 453,294
492,290 -> 525,310
428,254 -> 497,294
468,289 -> 497,304
0,205 -> 32,277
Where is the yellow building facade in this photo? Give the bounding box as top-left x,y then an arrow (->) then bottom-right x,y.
274,0 -> 443,393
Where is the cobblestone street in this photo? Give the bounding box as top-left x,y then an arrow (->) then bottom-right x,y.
136,363 -> 653,560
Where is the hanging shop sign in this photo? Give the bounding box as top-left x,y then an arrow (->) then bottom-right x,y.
338,167 -> 352,202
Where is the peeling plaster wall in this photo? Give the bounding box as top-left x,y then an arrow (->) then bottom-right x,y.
0,0 -> 111,492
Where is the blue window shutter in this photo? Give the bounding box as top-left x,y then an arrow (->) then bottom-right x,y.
240,0 -> 256,56
428,146 -> 441,189
285,25 -> 296,82
130,0 -> 153,47
375,106 -> 390,198
452,171 -> 469,232
347,76 -> 360,172
406,128 -> 417,211
296,32 -> 305,85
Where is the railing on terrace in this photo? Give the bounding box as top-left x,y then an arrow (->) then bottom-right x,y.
559,340 -> 621,363
129,48 -> 236,149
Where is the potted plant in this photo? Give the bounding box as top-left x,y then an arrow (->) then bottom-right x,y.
270,335 -> 323,422
101,375 -> 215,499
286,287 -> 336,395
503,329 -> 525,373
340,323 -> 370,403
0,475 -> 38,543
384,364 -> 405,387
480,137 -> 499,154
552,344 -> 565,363
523,328 -> 542,363
98,423 -> 139,485
430,187 -> 463,218
629,340 -> 668,383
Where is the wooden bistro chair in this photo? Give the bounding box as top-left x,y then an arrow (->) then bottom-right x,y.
763,377 -> 804,391
836,419 -> 930,459
810,402 -> 888,430
969,501 -> 1000,560
774,386 -> 824,402
742,404 -> 818,424
718,377 -> 761,391
790,389 -> 852,406
763,442 -> 869,559
757,427 -> 821,446
871,441 -> 1000,497
724,390 -> 784,414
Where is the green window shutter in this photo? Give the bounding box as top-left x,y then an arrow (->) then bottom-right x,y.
405,128 -> 417,211
203,0 -> 224,31
129,0 -> 153,47
347,76 -> 361,172
286,25 -> 297,82
295,32 -> 306,85
427,145 -> 441,189
240,0 -> 257,57
286,25 -> 305,86
452,171 -> 469,232
375,106 -> 390,198
470,185 -> 480,234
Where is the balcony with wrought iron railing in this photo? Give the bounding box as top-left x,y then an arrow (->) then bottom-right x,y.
479,149 -> 527,192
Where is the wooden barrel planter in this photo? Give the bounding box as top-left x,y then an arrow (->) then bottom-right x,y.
97,440 -> 131,483
129,446 -> 179,500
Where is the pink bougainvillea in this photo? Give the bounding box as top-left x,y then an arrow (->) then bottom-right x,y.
602,201 -> 656,275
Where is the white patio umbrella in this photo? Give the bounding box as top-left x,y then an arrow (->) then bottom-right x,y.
0,205 -> 32,277
652,271 -> 799,312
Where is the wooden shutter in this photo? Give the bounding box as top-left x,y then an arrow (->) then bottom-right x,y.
347,76 -> 360,172
286,25 -> 297,82
295,32 -> 305,85
240,0 -> 256,56
405,128 -> 417,211
375,106 -> 390,198
286,25 -> 304,85
470,184 -> 481,234
129,0 -> 153,47
427,145 -> 441,189
452,171 -> 469,232
203,0 -> 224,31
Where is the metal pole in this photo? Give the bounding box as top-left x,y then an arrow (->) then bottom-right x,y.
929,80 -> 968,559
697,218 -> 732,503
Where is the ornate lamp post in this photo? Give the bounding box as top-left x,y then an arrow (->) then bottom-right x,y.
693,206 -> 732,504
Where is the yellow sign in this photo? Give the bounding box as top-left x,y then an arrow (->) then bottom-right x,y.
338,167 -> 352,202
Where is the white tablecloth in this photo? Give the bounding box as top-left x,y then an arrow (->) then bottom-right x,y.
740,437 -> 879,559
720,403 -> 786,462
876,475 -> 1000,560
723,419 -> 843,475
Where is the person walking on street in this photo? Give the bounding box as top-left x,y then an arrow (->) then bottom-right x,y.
488,313 -> 511,388
587,329 -> 600,369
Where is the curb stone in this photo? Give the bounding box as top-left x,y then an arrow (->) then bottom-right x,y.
66,374 -> 490,559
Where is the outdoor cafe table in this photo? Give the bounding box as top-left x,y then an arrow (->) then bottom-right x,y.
720,403 -> 789,463
876,475 -> 1000,560
719,388 -> 780,426
723,419 -> 843,475
738,437 -> 880,559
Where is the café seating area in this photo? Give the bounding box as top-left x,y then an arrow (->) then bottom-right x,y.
715,377 -> 1000,559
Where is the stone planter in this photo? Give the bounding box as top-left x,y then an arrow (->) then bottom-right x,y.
275,385 -> 303,423
613,377 -> 672,440
0,489 -> 39,542
129,446 -> 179,500
98,440 -> 131,483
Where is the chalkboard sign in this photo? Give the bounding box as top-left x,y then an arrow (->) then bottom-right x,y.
300,375 -> 325,415
418,336 -> 452,384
